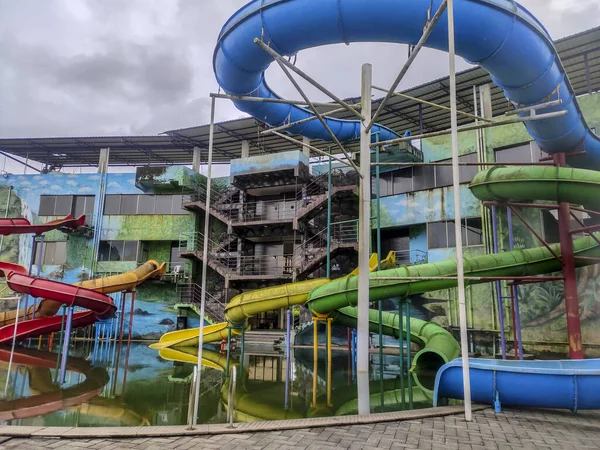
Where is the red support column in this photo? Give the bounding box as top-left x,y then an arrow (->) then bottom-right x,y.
554,153 -> 584,359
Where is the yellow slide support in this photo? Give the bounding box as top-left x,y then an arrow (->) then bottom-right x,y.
151,253 -> 395,350
0,260 -> 166,325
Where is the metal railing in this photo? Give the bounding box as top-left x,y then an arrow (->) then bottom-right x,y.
181,169 -> 358,225
394,249 -> 428,266
177,282 -> 226,323
179,220 -> 359,279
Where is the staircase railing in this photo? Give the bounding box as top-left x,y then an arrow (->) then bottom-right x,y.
176,282 -> 227,323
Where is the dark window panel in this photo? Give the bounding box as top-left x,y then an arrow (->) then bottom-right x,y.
428,222 -> 448,249
137,195 -> 155,214
413,166 -> 435,191
120,195 -> 138,215
463,217 -> 483,246
104,195 -> 121,215
170,195 -> 187,215
435,163 -> 453,188
155,195 -> 172,214
446,221 -> 456,248
39,196 -> 56,216
495,144 -> 532,164
108,241 -> 123,261
122,241 -> 138,261
54,196 -> 73,216
392,168 -> 412,195
459,153 -> 479,183
98,241 -> 111,261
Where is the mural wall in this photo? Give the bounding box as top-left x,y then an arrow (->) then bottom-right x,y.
0,168 -> 201,338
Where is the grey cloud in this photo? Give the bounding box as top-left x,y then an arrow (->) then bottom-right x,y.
0,0 -> 595,139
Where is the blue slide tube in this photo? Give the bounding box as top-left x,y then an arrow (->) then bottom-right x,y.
433,358 -> 600,411
214,0 -> 600,169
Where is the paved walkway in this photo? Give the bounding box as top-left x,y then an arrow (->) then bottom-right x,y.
1,408 -> 599,449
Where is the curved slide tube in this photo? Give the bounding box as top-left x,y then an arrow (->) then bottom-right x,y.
433,358 -> 600,411
150,254 -> 398,349
0,215 -> 85,236
0,260 -> 166,344
215,0 -> 600,169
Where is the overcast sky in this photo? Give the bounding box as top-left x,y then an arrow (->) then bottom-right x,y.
0,0 -> 598,139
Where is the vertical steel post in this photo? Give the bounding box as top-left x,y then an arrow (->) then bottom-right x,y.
192,96 -> 216,427
3,295 -> 21,398
240,327 -> 246,374
59,305 -> 74,385
326,152 -> 332,279
118,292 -> 126,342
226,327 -> 232,376
448,0 -> 472,420
553,153 -> 583,359
405,300 -> 412,371
127,290 -> 135,344
285,309 -> 291,409
313,317 -> 319,362
491,206 -> 506,358
398,300 -> 404,375
357,63 -> 373,416
376,137 -> 384,385
506,208 -> 524,360
326,317 -> 333,406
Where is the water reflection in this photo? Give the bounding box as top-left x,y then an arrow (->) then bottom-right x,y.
0,341 -> 438,427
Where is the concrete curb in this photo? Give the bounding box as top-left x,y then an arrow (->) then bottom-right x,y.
0,405 -> 488,439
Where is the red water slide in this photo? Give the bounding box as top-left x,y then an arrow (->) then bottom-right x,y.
0,262 -> 116,344
0,215 -> 85,236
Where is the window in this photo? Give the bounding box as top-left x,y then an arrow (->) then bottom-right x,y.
103,195 -> 187,215
98,241 -> 139,261
495,143 -> 534,164
33,241 -> 67,265
39,195 -> 94,218
371,152 -> 479,198
103,195 -> 121,215
428,218 -> 482,249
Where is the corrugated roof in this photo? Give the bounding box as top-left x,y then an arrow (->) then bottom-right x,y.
0,26 -> 598,168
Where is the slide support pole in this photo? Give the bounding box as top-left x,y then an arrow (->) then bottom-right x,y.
59,305 -> 74,385
491,206 -> 507,359
448,0 -> 472,421
357,63 -> 373,416
192,96 -> 215,427
313,317 -> 318,362
506,209 -> 524,360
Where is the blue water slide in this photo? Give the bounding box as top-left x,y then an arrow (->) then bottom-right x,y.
213,0 -> 600,169
433,358 -> 600,411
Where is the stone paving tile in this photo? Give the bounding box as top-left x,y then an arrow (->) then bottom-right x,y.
1,408 -> 600,449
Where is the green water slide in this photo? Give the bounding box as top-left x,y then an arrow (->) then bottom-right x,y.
307,166 -> 600,370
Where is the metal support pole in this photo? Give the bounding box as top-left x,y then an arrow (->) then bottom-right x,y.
313,317 -> 319,362
357,63 -> 373,416
327,317 -> 333,366
3,295 -> 21,398
326,154 -> 332,279
118,292 -> 126,342
554,153 -> 584,359
376,139 -> 384,385
59,306 -> 74,385
398,300 -> 404,375
506,209 -> 524,360
405,300 -> 411,372
127,290 -> 135,344
192,96 -> 216,427
226,327 -> 232,376
491,206 -> 507,359
448,0 -> 472,421
285,309 -> 291,409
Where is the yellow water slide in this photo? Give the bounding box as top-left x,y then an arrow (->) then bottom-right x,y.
0,260 -> 167,326
150,254 -> 392,350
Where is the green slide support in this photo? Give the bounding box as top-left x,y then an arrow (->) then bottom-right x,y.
330,307 -> 460,372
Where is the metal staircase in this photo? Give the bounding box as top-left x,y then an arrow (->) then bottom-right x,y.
176,282 -> 227,324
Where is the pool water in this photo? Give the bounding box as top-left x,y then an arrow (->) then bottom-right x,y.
0,341 -> 436,427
